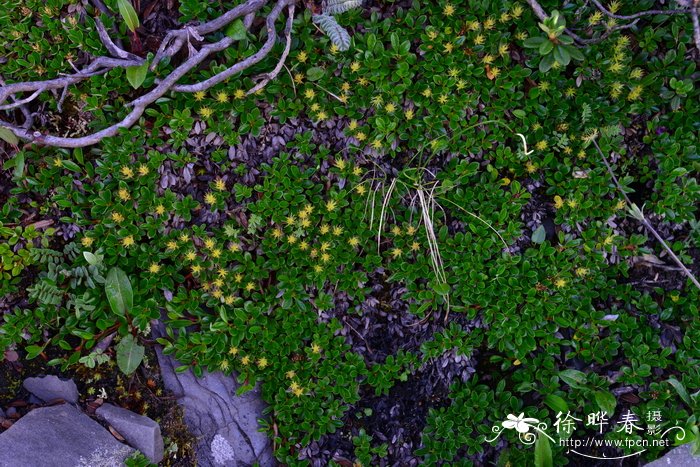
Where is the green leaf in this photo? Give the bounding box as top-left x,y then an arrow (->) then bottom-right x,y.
539,40 -> 554,56
83,251 -> 99,265
531,225 -> 546,244
225,19 -> 247,41
565,45 -> 584,61
544,394 -> 569,413
116,334 -> 144,375
105,267 -> 133,316
553,45 -> 570,66
523,37 -> 546,48
559,369 -> 587,389
432,282 -> 451,296
116,0 -> 140,33
512,109 -> 526,118
0,127 -> 19,145
306,67 -> 325,82
594,391 -> 617,415
539,54 -> 555,73
534,433 -> 553,467
668,378 -> 692,407
125,61 -> 149,89
61,160 -> 81,173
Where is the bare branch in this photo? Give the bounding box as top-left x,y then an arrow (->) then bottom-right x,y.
588,0 -> 694,21
246,4 -> 295,96
0,0 -> 297,148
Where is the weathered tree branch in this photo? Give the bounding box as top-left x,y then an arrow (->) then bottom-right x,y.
0,0 -> 296,148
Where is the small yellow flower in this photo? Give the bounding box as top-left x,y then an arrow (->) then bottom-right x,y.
118,188 -> 130,201
313,264 -> 323,273
138,165 -> 149,177
384,102 -> 396,113
332,226 -> 343,236
326,200 -> 337,212
538,81 -> 550,92
120,166 -> 134,178
272,227 -> 283,239
234,273 -> 243,283
348,237 -> 360,247
299,240 -> 309,251
204,192 -> 217,205
311,343 -> 321,354
219,360 -> 230,371
185,251 -> 197,261
111,212 -> 124,223
350,61 -> 360,72
629,68 -> 644,80
554,278 -> 567,288
287,235 -> 297,245
228,243 -> 240,253
615,200 -> 626,210
443,3 -> 455,16
304,88 -> 315,100
483,17 -> 495,30
391,225 -> 402,236
511,4 -> 524,17
410,241 -> 420,252
192,264 -> 202,274
482,54 -> 495,65
154,205 -> 165,215
320,252 -> 331,263
121,236 -> 135,248
257,357 -> 268,369
167,240 -> 178,250
627,85 -> 643,101
466,20 -> 480,31
566,199 -> 577,208
211,248 -> 221,258
329,44 -> 339,54
294,73 -> 304,84
422,88 -> 432,98
358,77 -> 369,86
473,34 -> 485,46
198,107 -> 213,119
320,224 -> 330,235
427,29 -> 439,40
443,42 -> 454,53
608,61 -> 624,74
405,109 -> 414,120
292,385 -> 305,397
525,161 -> 537,174
213,178 -> 226,191
576,267 -> 589,277
438,94 -> 448,104
371,139 -> 382,150
536,140 -> 548,151
554,195 -> 564,209
245,282 -> 255,292
234,89 -> 246,99
241,355 -> 251,365
603,235 -> 615,246
589,11 -> 603,26
286,370 -> 296,379
356,131 -> 367,141
148,262 -> 161,273
204,238 -> 215,249
391,248 -> 403,259
565,87 -> 576,98
229,346 -> 239,356
348,120 -> 359,131
194,91 -> 206,101
514,359 -> 521,366
81,236 -> 94,247
297,51 -> 308,63
215,91 -> 229,103
316,111 -> 328,121
320,241 -> 331,252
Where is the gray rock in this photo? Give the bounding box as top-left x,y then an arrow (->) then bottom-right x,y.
645,444 -> 700,466
0,404 -> 134,467
153,322 -> 274,467
23,375 -> 79,404
96,403 -> 164,464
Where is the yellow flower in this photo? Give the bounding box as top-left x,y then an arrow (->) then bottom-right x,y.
199,107 -> 213,119
566,199 -> 577,208
603,235 -> 615,246
483,17 -> 495,30
538,81 -> 550,92
228,243 -> 240,253
118,188 -> 130,201
185,251 -> 197,261
482,54 -> 495,65
297,51 -> 308,63
217,267 -> 228,279
154,205 -> 165,215
167,240 -> 178,250
272,227 -> 283,239
356,131 -> 367,141
473,34 -> 485,46
245,282 -> 255,292
629,68 -> 644,80
352,166 -> 362,177
234,273 -> 243,283
608,61 -> 624,74
565,87 -> 576,98
300,218 -> 311,228
627,85 -> 643,101
286,370 -> 296,379
213,178 -> 226,191
500,12 -> 511,23
320,241 -> 331,252
358,77 -> 369,86
356,184 -> 367,195
615,200 -> 626,210
120,166 -> 134,178
329,44 -> 339,54
576,267 -> 589,277
313,264 -> 323,273
215,91 -> 229,103
294,73 -> 304,84
404,108 -> 415,121
326,200 -> 337,212
111,212 -> 124,223
219,360 -> 230,371
384,102 -> 396,113
304,88 -> 315,100
410,241 -> 420,252
554,278 -> 567,288
121,236 -> 135,248
489,67 -> 501,79
332,226 -> 343,236
211,248 -> 221,259
81,236 -> 94,247
224,294 -> 234,305
241,355 -> 251,365
204,192 -> 217,205
292,385 -> 305,397
194,91 -> 206,101
148,262 -> 161,273
422,88 -> 432,98
285,215 -> 296,226
316,111 -> 328,121
287,235 -> 297,245
443,42 -> 454,53
229,346 -> 239,356
311,343 -> 321,354
350,61 -> 360,72
192,264 -> 202,274
525,161 -> 537,174
443,3 -> 455,16
554,195 -> 564,209
348,120 -> 358,131
456,79 -> 466,90
438,94 -> 448,104
512,4 -> 524,17
371,139 -> 382,150
320,224 -> 330,235
321,253 -> 331,263
391,225 -> 402,236
427,29 -> 438,40
299,240 -> 309,250
138,165 -> 149,176
204,238 -> 215,249
589,11 -> 603,26
234,89 -> 246,99
348,237 -> 360,247
498,43 -> 509,56
257,357 -> 268,369
391,248 -> 403,259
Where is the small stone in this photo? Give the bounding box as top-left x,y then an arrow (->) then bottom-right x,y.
23,375 -> 79,404
96,403 -> 164,464
0,404 -> 133,467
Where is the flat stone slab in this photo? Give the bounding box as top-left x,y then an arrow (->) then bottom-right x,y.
645,443 -> 700,466
153,322 -> 274,466
0,404 -> 134,467
23,375 -> 79,404
96,403 -> 164,464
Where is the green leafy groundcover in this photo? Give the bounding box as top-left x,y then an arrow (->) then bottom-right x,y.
1,0 -> 699,465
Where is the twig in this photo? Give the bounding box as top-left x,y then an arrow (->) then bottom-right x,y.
588,0 -> 694,21
246,4 -> 295,96
593,139 -> 700,291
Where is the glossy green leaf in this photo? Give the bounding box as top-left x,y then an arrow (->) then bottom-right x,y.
116,334 -> 144,375
105,267 -> 133,316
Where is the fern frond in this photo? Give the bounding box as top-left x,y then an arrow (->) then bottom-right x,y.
324,0 -> 363,15
313,14 -> 351,51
